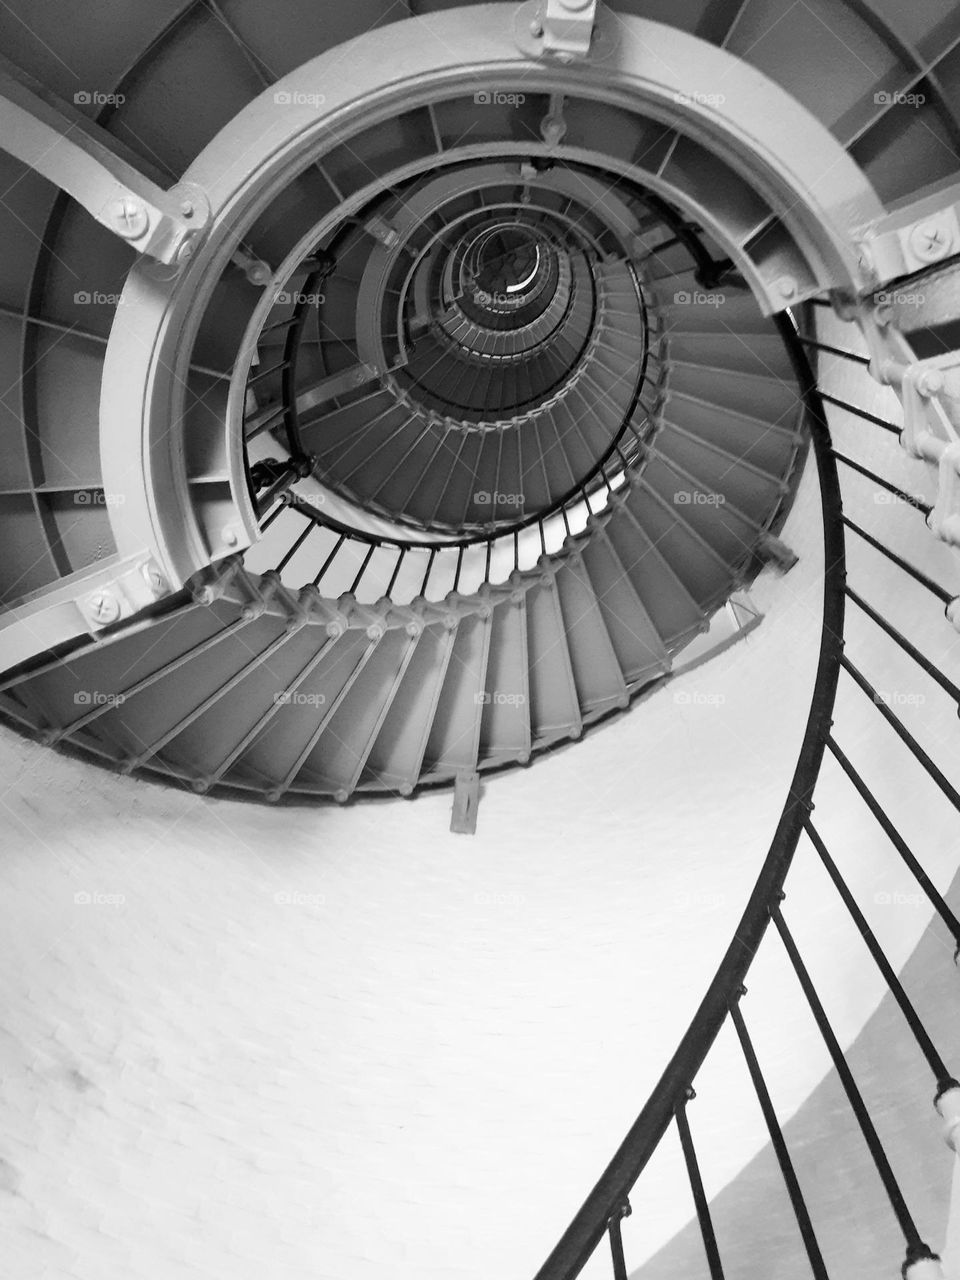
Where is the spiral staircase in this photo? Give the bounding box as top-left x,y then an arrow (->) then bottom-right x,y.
2,0 -> 960,1277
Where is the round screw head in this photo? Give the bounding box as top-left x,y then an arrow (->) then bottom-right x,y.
910,218 -> 953,263
917,369 -> 945,397
141,563 -> 168,596
110,197 -> 149,239
87,590 -> 121,625
222,527 -> 239,547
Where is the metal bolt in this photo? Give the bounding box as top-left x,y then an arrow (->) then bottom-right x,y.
246,260 -> 271,287
910,218 -> 953,263
334,788 -> 349,804
110,197 -> 149,240
399,781 -> 414,797
917,369 -> 945,397
366,623 -> 384,640
176,237 -> 197,266
326,620 -> 345,638
405,620 -> 422,638
86,590 -> 121,625
529,18 -> 543,36
141,563 -> 168,597
222,526 -> 239,547
540,115 -> 566,146
775,276 -> 798,300
180,199 -> 195,218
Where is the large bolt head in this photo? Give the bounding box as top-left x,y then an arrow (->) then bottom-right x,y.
909,217 -> 953,263
86,590 -> 121,625
110,197 -> 149,240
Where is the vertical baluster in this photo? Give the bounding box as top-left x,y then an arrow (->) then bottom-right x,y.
312,532 -> 347,586
420,547 -> 438,597
349,543 -> 376,596
386,546 -> 406,598
675,1088 -> 726,1280
730,996 -> 829,1279
772,904 -> 941,1276
607,1202 -> 631,1280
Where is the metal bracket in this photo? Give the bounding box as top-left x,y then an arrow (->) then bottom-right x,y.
451,770 -> 481,834
77,556 -> 172,630
0,552 -> 175,674
365,215 -> 399,248
0,52 -> 209,266
756,533 -> 799,574
854,179 -> 960,286
515,0 -> 605,62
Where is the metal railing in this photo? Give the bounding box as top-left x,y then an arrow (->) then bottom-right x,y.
238,188 -> 766,604
533,305 -> 960,1280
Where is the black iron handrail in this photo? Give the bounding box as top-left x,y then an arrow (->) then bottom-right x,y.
533,302 -> 960,1280
531,309 -> 849,1280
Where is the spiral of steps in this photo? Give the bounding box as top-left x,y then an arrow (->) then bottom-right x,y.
0,4 -> 832,806
4,2 -> 960,1280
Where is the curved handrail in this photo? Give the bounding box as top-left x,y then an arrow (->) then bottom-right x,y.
532,309 -> 847,1280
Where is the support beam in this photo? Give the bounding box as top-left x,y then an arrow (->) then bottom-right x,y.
0,552 -> 173,674
0,52 -> 208,265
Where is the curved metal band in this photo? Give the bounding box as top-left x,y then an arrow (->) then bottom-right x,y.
99,3 -> 883,592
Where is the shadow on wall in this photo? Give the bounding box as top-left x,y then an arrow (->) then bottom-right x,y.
631,863 -> 960,1280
